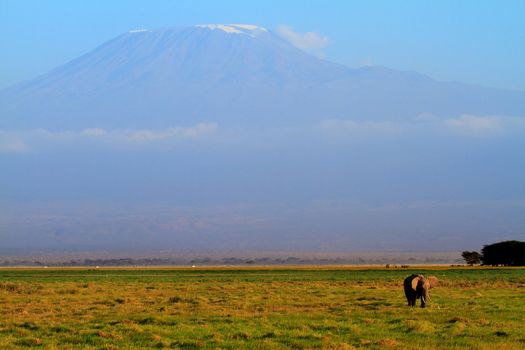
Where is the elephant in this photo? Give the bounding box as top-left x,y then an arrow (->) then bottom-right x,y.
403,274 -> 438,308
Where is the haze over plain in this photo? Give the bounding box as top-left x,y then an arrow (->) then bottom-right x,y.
1,2 -> 524,254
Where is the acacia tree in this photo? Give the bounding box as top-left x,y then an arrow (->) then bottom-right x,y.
461,251 -> 481,265
480,240 -> 525,266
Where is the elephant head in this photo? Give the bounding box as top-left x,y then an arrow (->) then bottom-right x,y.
404,274 -> 438,307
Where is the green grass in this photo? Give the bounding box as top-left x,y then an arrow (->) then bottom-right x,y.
0,267 -> 524,349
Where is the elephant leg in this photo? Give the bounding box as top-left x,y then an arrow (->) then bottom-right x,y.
405,292 -> 415,306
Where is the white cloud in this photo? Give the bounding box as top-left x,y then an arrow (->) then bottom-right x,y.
81,128 -> 107,137
276,25 -> 329,57
317,115 -> 525,138
0,123 -> 218,152
2,116 -> 524,154
0,130 -> 29,153
114,123 -> 218,143
443,115 -> 525,136
445,115 -> 502,133
318,119 -> 405,133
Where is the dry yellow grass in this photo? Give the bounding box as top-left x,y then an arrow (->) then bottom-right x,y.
0,267 -> 524,349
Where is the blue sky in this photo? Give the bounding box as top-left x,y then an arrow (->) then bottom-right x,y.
1,0 -> 524,90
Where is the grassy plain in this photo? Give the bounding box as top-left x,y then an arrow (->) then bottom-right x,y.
0,266 -> 524,349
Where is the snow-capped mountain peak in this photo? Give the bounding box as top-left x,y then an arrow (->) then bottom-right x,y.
0,25 -> 523,130
195,24 -> 267,35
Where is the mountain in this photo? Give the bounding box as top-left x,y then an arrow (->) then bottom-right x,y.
1,24 -> 524,130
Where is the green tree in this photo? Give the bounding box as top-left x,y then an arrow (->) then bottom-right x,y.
481,241 -> 525,266
461,251 -> 481,265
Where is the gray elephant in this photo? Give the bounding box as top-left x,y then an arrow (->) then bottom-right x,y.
403,274 -> 438,308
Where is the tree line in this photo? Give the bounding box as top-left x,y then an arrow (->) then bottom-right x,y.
462,240 -> 525,266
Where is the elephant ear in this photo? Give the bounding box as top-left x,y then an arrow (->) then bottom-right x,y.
411,275 -> 422,290
427,276 -> 438,288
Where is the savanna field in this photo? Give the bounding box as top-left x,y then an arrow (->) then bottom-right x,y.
0,267 -> 524,349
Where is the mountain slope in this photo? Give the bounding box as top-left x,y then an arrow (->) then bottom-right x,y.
1,24 -> 524,129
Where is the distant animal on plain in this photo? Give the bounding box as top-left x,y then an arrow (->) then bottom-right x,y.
403,274 -> 438,308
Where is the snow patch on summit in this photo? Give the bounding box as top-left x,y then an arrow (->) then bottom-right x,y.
231,24 -> 267,32
196,24 -> 241,33
195,24 -> 267,35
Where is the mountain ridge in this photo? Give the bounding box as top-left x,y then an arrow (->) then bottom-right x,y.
1,25 -> 524,130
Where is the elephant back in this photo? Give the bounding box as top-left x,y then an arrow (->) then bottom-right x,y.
404,274 -> 421,291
